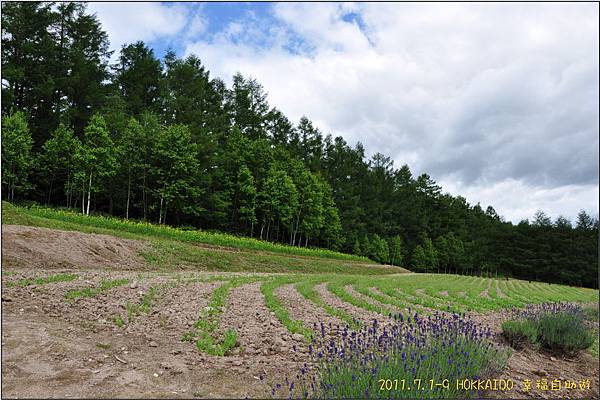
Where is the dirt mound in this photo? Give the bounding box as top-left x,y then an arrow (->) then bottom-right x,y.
1,225 -> 147,270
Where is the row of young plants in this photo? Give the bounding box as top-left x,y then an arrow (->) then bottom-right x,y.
182,275 -> 263,356
3,272 -> 78,287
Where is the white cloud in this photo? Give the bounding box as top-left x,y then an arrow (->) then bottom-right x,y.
439,179 -> 599,224
88,2 -> 190,52
180,4 -> 598,222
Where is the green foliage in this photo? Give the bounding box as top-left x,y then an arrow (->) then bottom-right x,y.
37,123 -> 81,206
370,234 -> 390,264
412,237 -> 438,272
501,319 -> 538,349
152,124 -> 202,223
387,235 -> 404,266
236,164 -> 257,233
536,312 -> 595,354
352,239 -> 362,256
2,111 -> 33,201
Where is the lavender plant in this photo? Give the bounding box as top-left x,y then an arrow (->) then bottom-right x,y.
273,310 -> 509,399
502,302 -> 594,354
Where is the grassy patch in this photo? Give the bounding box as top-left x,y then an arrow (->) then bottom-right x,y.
112,315 -> 125,327
65,278 -> 129,299
4,202 -> 369,262
4,273 -> 77,288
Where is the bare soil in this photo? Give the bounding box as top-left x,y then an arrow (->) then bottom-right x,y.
2,225 -> 147,270
274,284 -> 343,331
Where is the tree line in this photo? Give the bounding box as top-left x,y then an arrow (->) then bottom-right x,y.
2,2 -> 598,287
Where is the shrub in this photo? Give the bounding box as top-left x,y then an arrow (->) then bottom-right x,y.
536,312 -> 594,353
502,303 -> 595,355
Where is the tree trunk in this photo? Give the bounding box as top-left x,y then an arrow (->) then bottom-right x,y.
86,171 -> 93,216
47,171 -> 55,205
142,170 -> 147,220
66,171 -> 71,208
126,173 -> 131,219
159,195 -> 164,224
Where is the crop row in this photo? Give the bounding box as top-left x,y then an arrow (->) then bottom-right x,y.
3,271 -> 597,356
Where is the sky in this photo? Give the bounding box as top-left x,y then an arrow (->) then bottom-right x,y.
88,2 -> 599,224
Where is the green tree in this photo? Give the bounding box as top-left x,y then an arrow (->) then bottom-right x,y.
576,210 -> 593,230
1,111 -> 33,201
388,235 -> 404,266
236,164 -> 257,234
38,123 -> 81,206
412,237 -> 438,272
371,234 -> 390,264
151,124 -> 202,224
74,114 -> 117,215
114,41 -> 162,116
117,117 -> 145,219
258,168 -> 298,241
352,238 -> 362,256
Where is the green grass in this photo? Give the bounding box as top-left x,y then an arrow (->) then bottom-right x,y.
3,202 -> 369,262
3,202 -> 407,275
65,278 -> 129,299
4,273 -> 77,287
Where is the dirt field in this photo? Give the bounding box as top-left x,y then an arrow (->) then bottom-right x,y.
1,225 -> 598,399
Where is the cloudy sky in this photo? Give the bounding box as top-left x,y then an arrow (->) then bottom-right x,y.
88,2 -> 599,223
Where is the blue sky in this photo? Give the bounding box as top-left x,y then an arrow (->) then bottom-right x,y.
88,2 -> 599,223
147,3 -> 277,58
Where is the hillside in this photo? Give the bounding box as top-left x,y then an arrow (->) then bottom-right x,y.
2,202 -> 403,275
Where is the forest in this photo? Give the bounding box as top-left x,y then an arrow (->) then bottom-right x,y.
2,2 -> 598,288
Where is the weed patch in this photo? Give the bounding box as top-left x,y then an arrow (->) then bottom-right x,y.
5,273 -> 77,287
65,278 -> 129,299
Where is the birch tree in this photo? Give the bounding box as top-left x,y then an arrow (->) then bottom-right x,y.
74,114 -> 116,215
